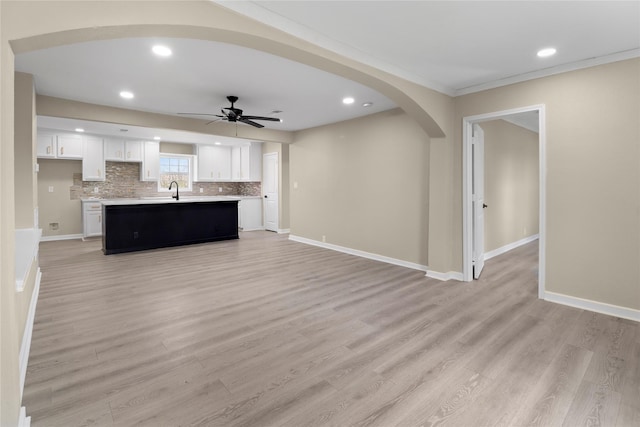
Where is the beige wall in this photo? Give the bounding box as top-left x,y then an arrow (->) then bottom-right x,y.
482,119 -> 539,252
454,58 -> 640,310
38,159 -> 82,237
1,4 -> 22,421
160,141 -> 194,155
14,72 -> 36,228
291,108 -> 430,266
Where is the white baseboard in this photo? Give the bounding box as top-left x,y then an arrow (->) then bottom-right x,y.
19,268 -> 41,399
289,235 -> 428,273
545,291 -> 640,323
241,227 -> 265,232
277,228 -> 291,234
18,407 -> 31,427
485,234 -> 539,260
425,270 -> 464,281
40,233 -> 83,242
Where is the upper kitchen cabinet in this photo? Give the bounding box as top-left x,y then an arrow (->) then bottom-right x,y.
231,145 -> 250,181
36,131 -> 57,158
57,134 -> 84,159
82,135 -> 105,181
105,138 -> 143,162
37,131 -> 83,159
196,145 -> 231,181
248,142 -> 262,182
140,141 -> 160,181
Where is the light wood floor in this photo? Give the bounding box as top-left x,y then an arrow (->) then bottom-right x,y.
24,232 -> 639,426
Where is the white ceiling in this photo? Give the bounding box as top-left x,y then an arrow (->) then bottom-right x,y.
221,1 -> 640,95
14,1 -> 640,139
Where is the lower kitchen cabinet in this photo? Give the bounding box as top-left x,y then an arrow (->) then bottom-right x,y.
238,198 -> 263,231
82,200 -> 103,238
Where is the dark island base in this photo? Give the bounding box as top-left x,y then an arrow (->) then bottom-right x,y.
103,200 -> 239,255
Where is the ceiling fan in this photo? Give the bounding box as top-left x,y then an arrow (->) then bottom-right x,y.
178,95 -> 281,128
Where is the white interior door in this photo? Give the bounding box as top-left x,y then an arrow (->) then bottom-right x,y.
472,123 -> 486,279
263,152 -> 279,232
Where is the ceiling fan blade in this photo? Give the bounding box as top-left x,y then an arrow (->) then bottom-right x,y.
177,112 -> 222,117
242,115 -> 281,122
239,118 -> 264,128
206,117 -> 226,125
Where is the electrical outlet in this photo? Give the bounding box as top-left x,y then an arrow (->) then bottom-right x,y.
199,187 -> 203,193
322,235 -> 326,243
218,187 -> 223,193
49,222 -> 59,230
48,186 -> 54,193
293,181 -> 298,189
93,187 -> 99,193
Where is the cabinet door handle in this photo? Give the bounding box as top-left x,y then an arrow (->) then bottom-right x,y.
46,146 -> 51,154
60,146 -> 64,155
98,215 -> 101,223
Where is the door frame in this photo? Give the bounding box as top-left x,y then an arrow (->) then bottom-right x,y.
462,104 -> 546,299
262,152 -> 279,232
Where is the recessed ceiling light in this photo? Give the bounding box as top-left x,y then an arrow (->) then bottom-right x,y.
342,97 -> 355,105
119,91 -> 134,99
152,45 -> 172,57
75,128 -> 84,132
537,47 -> 557,58
153,136 -> 161,140
362,102 -> 373,107
214,142 -> 221,145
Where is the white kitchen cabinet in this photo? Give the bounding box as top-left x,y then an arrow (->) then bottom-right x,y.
196,144 -> 231,181
37,131 -> 83,159
140,140 -> 160,181
124,140 -> 143,162
105,138 -> 125,161
238,198 -> 263,231
231,145 -> 251,180
82,136 -> 105,181
37,132 -> 57,158
82,200 -> 103,238
106,138 -> 143,162
249,142 -> 262,181
56,134 -> 84,159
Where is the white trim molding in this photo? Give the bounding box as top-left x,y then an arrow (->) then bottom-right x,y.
277,228 -> 291,234
462,104 -> 547,302
425,270 -> 464,282
20,268 -> 41,399
545,291 -> 640,323
289,235 -> 428,273
40,233 -> 83,242
19,407 -> 31,427
485,234 -> 539,261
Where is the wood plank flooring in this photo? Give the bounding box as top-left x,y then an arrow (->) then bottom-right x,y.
24,232 -> 639,426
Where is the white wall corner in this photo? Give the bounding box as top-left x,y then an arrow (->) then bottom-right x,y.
425,270 -> 464,282
19,268 -> 42,399
289,235 -> 428,273
544,291 -> 640,323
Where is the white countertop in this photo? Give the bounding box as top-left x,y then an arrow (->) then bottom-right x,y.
101,196 -> 242,206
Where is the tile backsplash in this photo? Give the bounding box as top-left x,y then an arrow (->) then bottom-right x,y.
70,162 -> 261,199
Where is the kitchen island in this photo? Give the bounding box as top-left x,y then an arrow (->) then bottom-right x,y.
102,197 -> 239,254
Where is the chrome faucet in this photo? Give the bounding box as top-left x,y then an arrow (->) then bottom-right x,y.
168,181 -> 179,201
